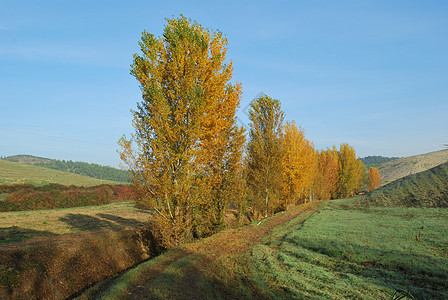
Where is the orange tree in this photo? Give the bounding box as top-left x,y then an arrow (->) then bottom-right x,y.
313,147 -> 339,200
119,16 -> 242,246
368,167 -> 381,191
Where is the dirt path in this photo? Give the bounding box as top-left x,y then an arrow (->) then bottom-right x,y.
85,201 -> 321,299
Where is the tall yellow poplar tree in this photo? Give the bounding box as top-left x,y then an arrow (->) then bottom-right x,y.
281,121 -> 316,207
368,167 -> 381,191
313,147 -> 339,200
119,16 -> 242,246
247,95 -> 285,218
337,143 -> 366,198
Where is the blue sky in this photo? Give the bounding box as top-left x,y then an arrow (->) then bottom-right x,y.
1,1 -> 447,167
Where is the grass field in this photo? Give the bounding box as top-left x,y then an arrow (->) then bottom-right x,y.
84,199 -> 448,299
249,199 -> 448,299
0,159 -> 122,186
0,202 -> 150,244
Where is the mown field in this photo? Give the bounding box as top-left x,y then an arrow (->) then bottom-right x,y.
249,199 -> 448,299
0,202 -> 149,244
0,159 -> 121,186
85,199 -> 448,299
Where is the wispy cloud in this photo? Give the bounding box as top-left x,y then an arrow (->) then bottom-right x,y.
0,25 -> 9,31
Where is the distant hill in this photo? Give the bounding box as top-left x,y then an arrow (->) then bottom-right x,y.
360,155 -> 399,169
359,161 -> 448,208
378,149 -> 448,186
0,159 -> 122,186
3,155 -> 129,183
3,154 -> 53,165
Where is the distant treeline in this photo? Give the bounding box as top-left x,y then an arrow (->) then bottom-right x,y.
35,160 -> 130,183
0,184 -> 133,212
361,156 -> 399,168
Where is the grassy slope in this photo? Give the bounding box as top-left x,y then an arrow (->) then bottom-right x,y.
4,154 -> 130,183
378,149 -> 448,186
249,200 -> 448,299
358,161 -> 448,208
0,159 -> 120,186
0,202 -> 149,244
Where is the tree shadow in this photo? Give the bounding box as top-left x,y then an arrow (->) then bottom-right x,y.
59,214 -> 119,231
96,213 -> 144,227
0,226 -> 56,244
115,251 -> 268,300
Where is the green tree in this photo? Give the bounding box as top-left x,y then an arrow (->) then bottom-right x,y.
246,95 -> 285,218
119,16 -> 242,246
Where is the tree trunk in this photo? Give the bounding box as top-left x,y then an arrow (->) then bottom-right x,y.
265,188 -> 268,218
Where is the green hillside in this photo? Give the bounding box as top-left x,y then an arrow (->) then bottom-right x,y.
4,155 -> 130,183
359,161 -> 448,208
0,159 -> 121,186
378,149 -> 448,186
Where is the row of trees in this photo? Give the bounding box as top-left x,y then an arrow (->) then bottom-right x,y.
119,16 -> 380,247
245,95 -> 380,217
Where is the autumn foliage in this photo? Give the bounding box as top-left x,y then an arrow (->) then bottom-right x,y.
368,167 -> 381,191
120,16 -> 369,247
313,147 -> 340,200
281,121 -> 316,206
246,95 -> 285,218
0,184 -> 132,212
119,16 -> 243,246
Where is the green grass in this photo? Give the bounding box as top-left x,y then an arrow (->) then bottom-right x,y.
361,161 -> 448,208
248,200 -> 448,299
0,159 -> 121,186
81,199 -> 448,299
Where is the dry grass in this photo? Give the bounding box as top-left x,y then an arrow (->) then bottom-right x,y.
0,159 -> 119,186
0,202 -> 150,244
378,149 -> 448,186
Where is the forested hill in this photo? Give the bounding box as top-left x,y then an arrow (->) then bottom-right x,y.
3,155 -> 130,183
361,155 -> 399,168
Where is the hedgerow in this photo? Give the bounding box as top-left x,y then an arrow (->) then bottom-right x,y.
0,184 -> 133,211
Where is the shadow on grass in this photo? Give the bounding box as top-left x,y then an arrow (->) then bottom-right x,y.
60,214 -> 118,231
102,250 -> 269,300
59,213 -> 145,232
96,213 -> 144,227
0,226 -> 56,244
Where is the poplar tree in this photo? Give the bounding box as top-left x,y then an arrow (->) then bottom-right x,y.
337,143 -> 366,198
246,95 -> 285,218
368,167 -> 381,191
281,121 -> 316,207
119,16 -> 242,246
314,147 -> 339,200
